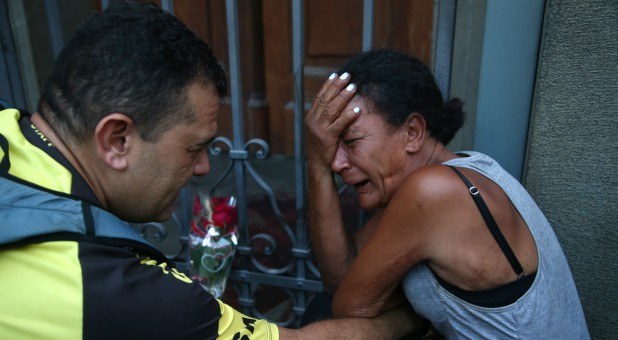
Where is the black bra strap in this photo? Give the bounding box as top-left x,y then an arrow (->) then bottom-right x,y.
448,166 -> 525,278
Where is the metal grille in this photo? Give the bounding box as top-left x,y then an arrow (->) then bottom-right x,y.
14,0 -> 456,328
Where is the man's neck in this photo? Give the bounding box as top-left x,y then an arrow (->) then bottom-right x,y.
30,113 -> 109,209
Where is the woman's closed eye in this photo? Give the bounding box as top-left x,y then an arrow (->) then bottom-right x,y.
342,134 -> 368,146
343,138 -> 360,146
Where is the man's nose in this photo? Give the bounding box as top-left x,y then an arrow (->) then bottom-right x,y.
193,149 -> 210,176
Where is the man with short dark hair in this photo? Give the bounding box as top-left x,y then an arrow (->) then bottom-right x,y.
0,1 -> 416,339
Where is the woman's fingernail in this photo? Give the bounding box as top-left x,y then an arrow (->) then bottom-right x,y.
329,73 -> 337,80
353,106 -> 361,114
346,84 -> 355,91
340,72 -> 350,80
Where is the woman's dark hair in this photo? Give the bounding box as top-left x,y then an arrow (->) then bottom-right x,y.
338,49 -> 464,145
39,0 -> 227,143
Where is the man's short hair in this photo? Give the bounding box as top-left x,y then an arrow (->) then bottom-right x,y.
39,1 -> 227,143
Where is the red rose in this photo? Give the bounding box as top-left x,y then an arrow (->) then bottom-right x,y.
212,202 -> 238,227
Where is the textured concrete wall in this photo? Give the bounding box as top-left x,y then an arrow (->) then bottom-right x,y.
524,1 -> 618,338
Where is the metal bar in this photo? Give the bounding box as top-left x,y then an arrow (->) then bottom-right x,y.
291,0 -> 309,321
434,0 -> 457,100
161,0 -> 174,14
225,0 -> 252,315
358,0 -> 375,226
225,0 -> 247,236
362,0 -> 374,51
292,0 -> 305,244
229,270 -> 323,292
224,0 -> 244,158
44,0 -> 64,58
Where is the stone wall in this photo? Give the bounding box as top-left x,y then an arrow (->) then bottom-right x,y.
524,1 -> 618,338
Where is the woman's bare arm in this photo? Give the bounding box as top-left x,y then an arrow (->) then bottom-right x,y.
332,170 -> 441,318
305,73 -> 360,293
279,303 -> 421,340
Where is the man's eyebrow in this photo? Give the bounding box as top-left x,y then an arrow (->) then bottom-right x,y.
196,136 -> 216,148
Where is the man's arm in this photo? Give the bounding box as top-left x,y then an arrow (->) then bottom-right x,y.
279,304 -> 420,340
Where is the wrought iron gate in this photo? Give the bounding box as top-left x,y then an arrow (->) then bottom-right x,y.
5,0 -> 456,328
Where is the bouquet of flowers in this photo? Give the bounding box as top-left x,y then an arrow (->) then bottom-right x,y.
189,192 -> 238,298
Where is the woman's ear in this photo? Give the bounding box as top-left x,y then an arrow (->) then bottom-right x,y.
404,113 -> 426,153
94,113 -> 136,171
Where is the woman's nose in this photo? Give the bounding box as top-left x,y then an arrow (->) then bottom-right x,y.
331,144 -> 350,174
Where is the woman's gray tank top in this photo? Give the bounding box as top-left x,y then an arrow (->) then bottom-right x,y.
402,151 -> 589,339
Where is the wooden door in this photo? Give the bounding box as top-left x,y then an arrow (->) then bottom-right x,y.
94,0 -> 435,155
264,0 -> 434,154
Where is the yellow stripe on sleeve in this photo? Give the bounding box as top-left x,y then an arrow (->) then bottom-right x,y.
216,299 -> 279,340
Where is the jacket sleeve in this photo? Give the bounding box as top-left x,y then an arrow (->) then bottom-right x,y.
79,242 -> 279,339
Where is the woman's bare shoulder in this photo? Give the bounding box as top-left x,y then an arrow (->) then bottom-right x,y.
383,165 -> 471,238
398,164 -> 463,202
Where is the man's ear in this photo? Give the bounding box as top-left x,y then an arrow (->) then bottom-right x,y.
404,113 -> 427,153
94,113 -> 136,171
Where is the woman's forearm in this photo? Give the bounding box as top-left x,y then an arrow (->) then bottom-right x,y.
307,161 -> 356,294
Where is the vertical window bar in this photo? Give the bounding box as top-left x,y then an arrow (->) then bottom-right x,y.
161,0 -> 174,14
362,0 -> 374,51
434,0 -> 457,100
44,0 -> 64,58
224,0 -> 247,239
292,0 -> 305,244
292,0 -> 308,319
225,0 -> 252,314
357,0 -> 375,227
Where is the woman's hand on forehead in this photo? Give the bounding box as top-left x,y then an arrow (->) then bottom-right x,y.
305,72 -> 361,166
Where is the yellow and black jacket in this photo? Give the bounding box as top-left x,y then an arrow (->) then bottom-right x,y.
0,108 -> 278,339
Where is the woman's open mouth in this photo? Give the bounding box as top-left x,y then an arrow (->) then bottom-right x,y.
353,180 -> 371,192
